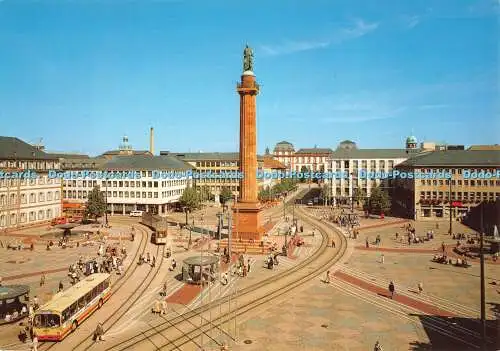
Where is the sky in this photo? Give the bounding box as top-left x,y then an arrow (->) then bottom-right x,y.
0,0 -> 499,156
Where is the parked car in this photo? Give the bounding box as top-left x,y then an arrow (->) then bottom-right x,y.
130,210 -> 144,217
307,201 -> 313,206
51,217 -> 67,225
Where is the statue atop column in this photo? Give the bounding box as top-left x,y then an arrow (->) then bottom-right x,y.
243,44 -> 254,72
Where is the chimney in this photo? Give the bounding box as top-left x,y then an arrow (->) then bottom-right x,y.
150,127 -> 154,155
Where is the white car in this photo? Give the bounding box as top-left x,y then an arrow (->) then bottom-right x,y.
307,201 -> 313,206
129,210 -> 143,217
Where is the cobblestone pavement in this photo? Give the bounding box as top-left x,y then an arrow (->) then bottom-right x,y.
224,210 -> 500,351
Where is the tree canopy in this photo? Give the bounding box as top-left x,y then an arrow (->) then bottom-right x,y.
84,186 -> 106,220
365,186 -> 391,214
219,187 -> 233,204
179,186 -> 200,212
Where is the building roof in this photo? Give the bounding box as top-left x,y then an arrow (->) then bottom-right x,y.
397,150 -> 500,167
183,255 -> 218,266
0,137 -> 58,160
330,148 -> 411,159
273,141 -> 294,151
0,285 -> 29,300
60,158 -> 107,169
295,147 -> 334,154
170,152 -> 264,162
263,157 -> 287,169
48,153 -> 90,159
468,145 -> 500,151
406,136 -> 418,144
103,155 -> 193,171
101,150 -> 151,156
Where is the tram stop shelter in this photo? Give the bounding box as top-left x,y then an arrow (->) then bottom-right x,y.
0,285 -> 30,324
182,256 -> 219,285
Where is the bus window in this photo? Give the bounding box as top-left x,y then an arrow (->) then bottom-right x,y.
78,297 -> 85,310
85,292 -> 92,305
34,314 -> 61,328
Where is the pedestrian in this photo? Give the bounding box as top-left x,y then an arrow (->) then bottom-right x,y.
58,281 -> 63,292
365,237 -> 369,248
380,254 -> 385,264
153,300 -> 161,314
161,282 -> 167,297
388,281 -> 395,299
19,322 -> 27,343
93,322 -> 104,341
374,340 -> 383,351
331,240 -> 335,248
418,282 -> 423,294
151,256 -> 156,267
441,242 -> 446,253
40,274 -> 45,287
247,258 -> 251,273
242,264 -> 247,277
161,299 -> 168,315
33,296 -> 39,310
32,333 -> 38,351
221,272 -> 228,285
325,270 -> 330,284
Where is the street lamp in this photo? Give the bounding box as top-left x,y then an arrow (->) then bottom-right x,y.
105,181 -> 108,226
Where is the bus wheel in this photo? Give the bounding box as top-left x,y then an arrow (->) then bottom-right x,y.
98,299 -> 103,308
72,321 -> 78,332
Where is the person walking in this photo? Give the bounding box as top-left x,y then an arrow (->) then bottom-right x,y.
380,254 -> 385,264
161,300 -> 168,315
325,270 -> 330,284
151,256 -> 156,267
40,274 -> 45,287
93,322 -> 104,341
388,281 -> 395,299
161,282 -> 167,297
146,252 -> 150,263
418,282 -> 423,294
247,258 -> 251,274
32,333 -> 38,351
374,340 -> 383,351
441,242 -> 446,254
58,281 -> 63,292
365,237 -> 369,248
331,240 -> 335,248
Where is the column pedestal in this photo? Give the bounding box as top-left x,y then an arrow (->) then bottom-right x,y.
232,201 -> 264,241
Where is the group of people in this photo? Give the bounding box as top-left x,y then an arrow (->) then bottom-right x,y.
138,252 -> 156,267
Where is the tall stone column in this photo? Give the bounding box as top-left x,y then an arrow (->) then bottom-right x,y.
232,45 -> 264,242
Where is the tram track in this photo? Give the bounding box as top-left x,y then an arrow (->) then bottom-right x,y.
102,204 -> 348,351
39,221 -> 151,351
70,237 -> 166,351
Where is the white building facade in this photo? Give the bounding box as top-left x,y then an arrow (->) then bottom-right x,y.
0,137 -> 62,230
60,155 -> 193,216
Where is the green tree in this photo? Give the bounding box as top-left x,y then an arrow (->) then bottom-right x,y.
353,188 -> 366,207
258,186 -> 271,201
366,186 -> 391,214
198,185 -> 213,202
219,187 -> 233,205
299,166 -> 309,183
84,186 -> 107,220
179,186 -> 200,212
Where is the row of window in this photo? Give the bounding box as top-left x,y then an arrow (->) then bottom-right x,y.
63,189 -> 183,200
0,208 -> 59,227
419,191 -> 499,201
0,191 -> 60,205
195,161 -> 238,167
420,179 -> 500,187
61,279 -> 110,324
0,177 -> 60,187
418,168 -> 498,175
334,160 -> 397,169
64,179 -> 187,188
0,160 -> 60,171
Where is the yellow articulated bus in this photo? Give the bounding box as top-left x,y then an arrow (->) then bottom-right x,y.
33,273 -> 111,341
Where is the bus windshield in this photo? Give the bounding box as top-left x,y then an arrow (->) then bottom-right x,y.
34,313 -> 61,328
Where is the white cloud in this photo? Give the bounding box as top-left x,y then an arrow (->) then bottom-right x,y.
259,19 -> 379,56
405,15 -> 420,28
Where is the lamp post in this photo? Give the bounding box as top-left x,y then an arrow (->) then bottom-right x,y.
105,181 -> 108,226
448,178 -> 453,235
479,203 -> 486,349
